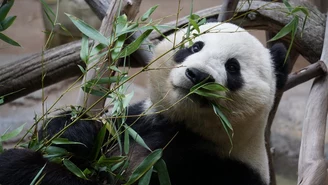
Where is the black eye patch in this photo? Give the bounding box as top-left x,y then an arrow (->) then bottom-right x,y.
225,58 -> 244,91
173,41 -> 204,63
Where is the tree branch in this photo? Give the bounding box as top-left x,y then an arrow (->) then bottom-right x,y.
285,61 -> 327,91
218,0 -> 240,21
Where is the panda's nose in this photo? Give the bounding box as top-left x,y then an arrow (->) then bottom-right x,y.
185,68 -> 215,85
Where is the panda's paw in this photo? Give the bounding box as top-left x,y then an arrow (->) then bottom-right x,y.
39,111 -> 103,159
0,148 -> 97,185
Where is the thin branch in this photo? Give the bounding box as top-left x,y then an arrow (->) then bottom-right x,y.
285,61 -> 327,91
218,0 -> 240,21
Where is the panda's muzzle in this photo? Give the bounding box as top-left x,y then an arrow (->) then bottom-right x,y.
185,68 -> 214,85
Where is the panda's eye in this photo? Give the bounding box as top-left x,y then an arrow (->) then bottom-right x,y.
225,58 -> 240,73
190,41 -> 204,53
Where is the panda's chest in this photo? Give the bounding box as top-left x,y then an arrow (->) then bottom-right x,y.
158,127 -> 267,185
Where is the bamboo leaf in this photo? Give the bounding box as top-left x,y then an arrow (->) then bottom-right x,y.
89,76 -> 128,85
30,163 -> 47,185
124,125 -> 151,151
154,159 -> 171,185
124,129 -> 130,155
119,29 -> 153,58
91,124 -> 107,160
63,159 -> 88,180
189,18 -> 200,33
1,123 -> 25,141
97,155 -> 126,165
80,34 -> 89,63
141,5 -> 158,21
125,149 -> 162,185
282,0 -> 292,12
45,146 -> 68,156
0,15 -> 16,31
66,13 -> 109,46
0,0 -> 14,21
0,32 -> 20,46
123,92 -> 134,109
268,17 -> 297,42
138,167 -> 153,185
51,138 -> 87,147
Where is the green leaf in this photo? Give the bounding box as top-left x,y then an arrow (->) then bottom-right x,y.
124,125 -> 151,151
45,146 -> 68,156
66,13 -> 109,46
138,167 -> 153,185
63,159 -> 88,180
119,29 -> 153,58
291,6 -> 309,16
194,90 -> 230,100
212,103 -> 233,152
1,123 -> 25,141
268,17 -> 297,42
90,43 -> 107,56
212,104 -> 232,130
39,0 -> 55,17
88,76 -> 128,85
30,163 -> 47,185
125,149 -> 163,185
282,0 -> 293,12
109,66 -> 122,73
0,15 -> 16,31
77,65 -> 85,73
124,129 -> 130,155
112,33 -> 127,60
80,34 -> 89,63
141,5 -> 158,21
0,32 -> 20,46
154,159 -> 171,185
123,92 -> 134,109
0,139 -> 3,153
0,0 -> 14,21
82,85 -> 106,97
91,124 -> 107,160
0,97 -> 3,104
97,155 -> 127,166
199,82 -> 228,92
115,14 -> 128,35
189,18 -> 200,33
51,138 -> 87,147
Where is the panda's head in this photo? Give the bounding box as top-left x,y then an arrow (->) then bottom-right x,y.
148,22 -> 288,123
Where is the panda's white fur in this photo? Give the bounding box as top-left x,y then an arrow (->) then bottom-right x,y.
145,22 -> 279,184
0,22 -> 287,185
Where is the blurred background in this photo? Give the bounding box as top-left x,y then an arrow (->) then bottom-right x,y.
0,0 -> 322,184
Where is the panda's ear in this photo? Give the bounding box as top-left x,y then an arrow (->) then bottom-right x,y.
270,43 -> 289,90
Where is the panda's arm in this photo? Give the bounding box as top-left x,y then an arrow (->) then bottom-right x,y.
0,148 -> 97,185
0,112 -> 101,185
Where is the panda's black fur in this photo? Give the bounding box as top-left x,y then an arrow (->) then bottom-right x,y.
0,22 -> 289,185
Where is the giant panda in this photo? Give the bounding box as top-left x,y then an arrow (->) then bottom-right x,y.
0,22 -> 288,185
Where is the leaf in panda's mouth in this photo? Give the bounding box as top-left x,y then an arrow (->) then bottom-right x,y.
190,82 -> 231,100
189,81 -> 234,153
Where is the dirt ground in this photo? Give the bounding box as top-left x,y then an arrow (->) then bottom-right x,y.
0,0 -> 318,184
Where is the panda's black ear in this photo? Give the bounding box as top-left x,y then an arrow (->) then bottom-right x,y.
206,17 -> 218,23
270,43 -> 289,90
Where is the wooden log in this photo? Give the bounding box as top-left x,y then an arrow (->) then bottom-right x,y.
218,0 -> 240,22
0,41 -> 83,103
297,11 -> 328,185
